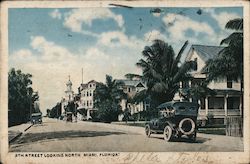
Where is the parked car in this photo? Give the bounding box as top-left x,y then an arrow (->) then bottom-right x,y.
145,101 -> 199,142
66,112 -> 73,122
31,112 -> 42,124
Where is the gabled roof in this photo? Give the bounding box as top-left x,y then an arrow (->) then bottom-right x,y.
115,79 -> 146,88
186,45 -> 224,62
88,80 -> 97,84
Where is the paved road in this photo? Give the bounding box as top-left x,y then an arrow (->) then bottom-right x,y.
9,118 -> 243,152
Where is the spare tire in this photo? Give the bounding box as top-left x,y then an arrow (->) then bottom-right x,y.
179,118 -> 195,135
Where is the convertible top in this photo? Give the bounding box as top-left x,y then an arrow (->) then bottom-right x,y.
157,101 -> 199,116
157,101 -> 198,109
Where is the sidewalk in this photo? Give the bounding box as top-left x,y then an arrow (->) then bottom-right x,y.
8,122 -> 33,143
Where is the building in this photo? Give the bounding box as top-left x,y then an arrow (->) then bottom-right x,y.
61,76 -> 74,116
115,79 -> 150,115
182,45 -> 242,122
77,80 -> 98,120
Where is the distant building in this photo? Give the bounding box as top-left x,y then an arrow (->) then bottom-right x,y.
77,80 -> 99,120
61,76 -> 74,115
180,45 -> 242,122
115,79 -> 150,115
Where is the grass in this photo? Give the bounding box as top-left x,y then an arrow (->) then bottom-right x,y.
198,128 -> 226,135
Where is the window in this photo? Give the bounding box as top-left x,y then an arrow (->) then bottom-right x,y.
90,84 -> 92,88
227,78 -> 232,88
89,91 -> 92,96
193,58 -> 198,71
87,91 -> 89,97
90,101 -> 92,107
87,101 -> 89,107
128,88 -> 131,92
208,97 -> 224,109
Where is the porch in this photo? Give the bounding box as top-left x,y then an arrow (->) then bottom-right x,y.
198,90 -> 242,119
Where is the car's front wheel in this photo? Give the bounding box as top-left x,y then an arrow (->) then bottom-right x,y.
145,125 -> 151,137
163,125 -> 173,142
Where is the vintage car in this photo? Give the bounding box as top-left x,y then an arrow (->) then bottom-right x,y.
66,112 -> 73,122
145,101 -> 199,142
31,112 -> 42,124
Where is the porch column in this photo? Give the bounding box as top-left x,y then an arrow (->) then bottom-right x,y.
239,96 -> 242,116
205,97 -> 208,115
87,109 -> 90,119
224,95 -> 228,117
189,81 -> 192,102
179,81 -> 183,88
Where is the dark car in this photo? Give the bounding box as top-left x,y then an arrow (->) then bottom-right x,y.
145,101 -> 199,142
31,112 -> 42,124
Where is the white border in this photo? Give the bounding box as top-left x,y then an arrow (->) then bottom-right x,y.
0,1 -> 249,164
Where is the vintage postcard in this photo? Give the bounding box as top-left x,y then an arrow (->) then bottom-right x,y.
0,0 -> 249,163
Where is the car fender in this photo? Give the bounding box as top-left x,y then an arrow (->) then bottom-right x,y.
163,121 -> 175,130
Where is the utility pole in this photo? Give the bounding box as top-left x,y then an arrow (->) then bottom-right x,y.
82,68 -> 83,84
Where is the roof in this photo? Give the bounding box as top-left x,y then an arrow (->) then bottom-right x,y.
186,45 -> 224,62
213,89 -> 242,95
79,80 -> 100,91
88,80 -> 97,84
115,79 -> 146,87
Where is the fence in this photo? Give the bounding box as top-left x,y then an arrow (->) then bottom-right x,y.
225,116 -> 243,137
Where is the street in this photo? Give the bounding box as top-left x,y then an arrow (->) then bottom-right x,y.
9,118 -> 243,152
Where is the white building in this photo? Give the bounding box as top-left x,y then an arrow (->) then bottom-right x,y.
77,80 -> 98,120
116,79 -> 150,115
183,45 -> 242,122
61,76 -> 74,115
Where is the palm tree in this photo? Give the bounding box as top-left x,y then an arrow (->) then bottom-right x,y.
206,18 -> 243,90
126,40 -> 196,107
93,75 -> 126,122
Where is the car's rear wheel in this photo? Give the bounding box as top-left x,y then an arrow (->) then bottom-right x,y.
145,125 -> 151,137
163,125 -> 173,142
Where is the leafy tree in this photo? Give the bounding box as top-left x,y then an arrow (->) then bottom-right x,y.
206,18 -> 243,87
126,40 -> 196,107
8,68 -> 38,126
93,75 -> 125,122
49,102 -> 61,118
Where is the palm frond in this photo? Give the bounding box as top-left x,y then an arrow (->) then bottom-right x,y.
225,18 -> 243,31
170,40 -> 188,74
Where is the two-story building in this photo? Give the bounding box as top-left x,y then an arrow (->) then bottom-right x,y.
183,45 -> 242,123
77,80 -> 98,120
115,79 -> 150,116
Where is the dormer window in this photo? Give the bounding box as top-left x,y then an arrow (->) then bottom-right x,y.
194,58 -> 197,71
89,84 -> 92,88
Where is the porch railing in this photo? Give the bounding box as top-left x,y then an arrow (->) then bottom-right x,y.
199,109 -> 241,118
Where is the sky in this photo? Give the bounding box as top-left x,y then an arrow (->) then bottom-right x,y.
8,7 -> 243,114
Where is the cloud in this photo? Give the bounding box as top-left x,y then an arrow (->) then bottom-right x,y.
49,9 -> 62,19
163,13 -> 215,43
204,8 -> 240,30
9,35 -> 142,113
144,30 -> 167,42
97,31 -> 141,48
63,8 -> 124,35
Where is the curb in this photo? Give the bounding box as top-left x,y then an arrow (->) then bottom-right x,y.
9,132 -> 22,143
9,124 -> 33,144
24,124 -> 33,132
